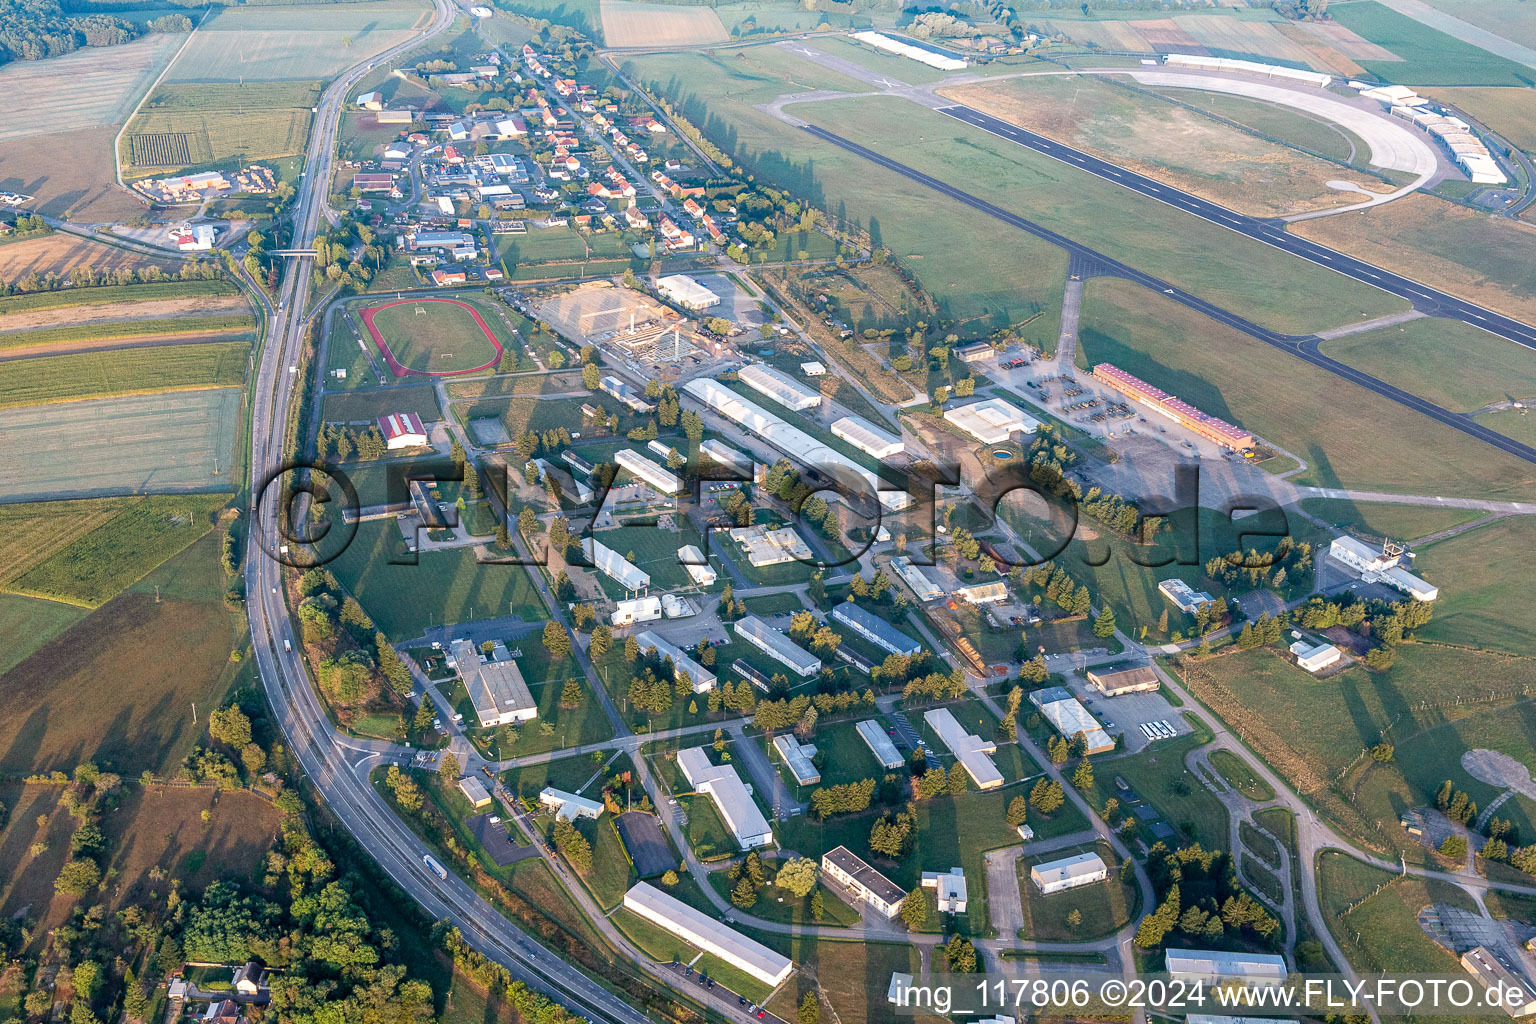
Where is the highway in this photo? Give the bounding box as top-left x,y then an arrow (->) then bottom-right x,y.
798,120 -> 1536,468
239,6 -> 654,1022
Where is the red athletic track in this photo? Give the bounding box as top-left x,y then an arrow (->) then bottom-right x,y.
360,297 -> 504,377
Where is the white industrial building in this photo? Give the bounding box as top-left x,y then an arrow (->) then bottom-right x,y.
738,364 -> 822,411
583,537 -> 652,595
1158,578 -> 1213,613
734,615 -> 821,677
944,398 -> 1040,444
539,787 -> 604,820
676,746 -> 773,849
656,274 -> 720,310
957,581 -> 1008,605
921,868 -> 968,913
924,707 -> 1003,789
729,524 -> 813,567
1086,665 -> 1159,696
614,448 -> 682,495
1164,948 -> 1288,988
682,378 -> 910,512
831,603 -> 921,657
1030,852 -> 1108,894
661,593 -> 697,619
1328,536 -> 1438,601
1164,52 -> 1331,87
611,595 -> 664,625
699,438 -> 752,476
857,719 -> 905,768
831,416 -> 904,458
623,882 -> 792,985
801,361 -> 826,376
1030,686 -> 1114,754
1290,639 -> 1342,673
821,846 -> 907,917
851,30 -> 966,70
676,544 -> 718,586
634,631 -> 716,691
772,734 -> 820,785
449,639 -> 538,728
888,556 -> 943,602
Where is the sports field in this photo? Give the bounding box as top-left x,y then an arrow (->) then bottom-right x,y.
1075,278 -> 1536,498
599,0 -> 726,46
0,33 -> 184,142
0,388 -> 241,501
1319,316 -> 1536,413
941,75 -> 1375,217
362,297 -> 504,376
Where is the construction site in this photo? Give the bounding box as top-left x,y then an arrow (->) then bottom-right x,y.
535,281 -> 703,363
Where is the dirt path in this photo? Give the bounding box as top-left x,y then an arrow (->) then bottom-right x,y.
0,294 -> 250,332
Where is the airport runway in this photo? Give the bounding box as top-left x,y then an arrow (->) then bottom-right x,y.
798,121 -> 1536,467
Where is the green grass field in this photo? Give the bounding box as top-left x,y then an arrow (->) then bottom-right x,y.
321,383 -> 441,425
1210,749 -> 1275,802
1017,841 -> 1138,941
1081,723 -> 1229,849
1145,88 -> 1368,166
0,594 -> 87,676
1320,316 -> 1536,412
1296,497 -> 1484,542
1328,0 -> 1536,86
366,298 -> 505,374
494,226 -> 592,265
0,314 -> 254,352
0,279 -> 237,315
0,342 -> 249,410
0,496 -> 142,584
1414,516 -> 1536,655
1075,278 -> 1536,499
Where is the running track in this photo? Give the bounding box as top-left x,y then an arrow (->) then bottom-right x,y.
360,297 -> 503,377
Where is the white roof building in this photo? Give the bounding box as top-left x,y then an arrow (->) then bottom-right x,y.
1158,578 -> 1213,613
852,30 -> 966,70
677,544 -> 718,586
676,746 -> 773,849
734,615 -> 821,677
539,787 -> 604,820
583,537 -> 652,594
889,556 -> 943,602
924,707 -> 1004,789
772,734 -> 820,785
614,448 -> 682,495
801,361 -> 827,376
1030,851 -> 1108,895
699,438 -> 752,476
729,524 -> 813,567
1030,686 -> 1114,754
1290,640 -> 1342,673
379,412 -> 429,449
1165,52 -> 1331,87
857,719 -> 905,768
450,639 -> 537,727
832,603 -> 921,657
1165,948 -> 1288,987
634,631 -> 716,691
1329,536 -> 1437,601
957,581 -> 1008,605
611,595 -> 664,625
921,868 -> 968,913
738,364 -> 822,411
831,416 -> 903,458
623,882 -> 791,984
944,398 -> 1040,443
656,274 -> 719,310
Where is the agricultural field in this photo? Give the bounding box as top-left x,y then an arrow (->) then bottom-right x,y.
163,1 -> 434,83
0,33 -> 185,142
1413,516 -> 1536,656
0,595 -> 86,677
0,388 -> 242,501
102,786 -> 283,901
1291,195 -> 1536,328
620,48 -> 1068,346
1417,0 -> 1536,50
939,75 -> 1381,217
0,235 -> 179,285
362,297 -> 506,376
1319,316 -> 1536,413
797,94 -> 1408,336
0,532 -> 246,778
0,278 -> 241,319
599,0 -> 726,47
1296,497 -> 1484,542
126,80 -> 322,171
1076,278 -> 1536,498
1326,0 -> 1535,86
0,127 -> 145,221
0,496 -> 142,585
0,313 -> 254,355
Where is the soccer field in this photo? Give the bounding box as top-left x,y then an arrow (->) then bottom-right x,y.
361,297 -> 505,376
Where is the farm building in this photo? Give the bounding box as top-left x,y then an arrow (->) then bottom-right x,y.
921,868 -> 968,913
449,639 -> 536,728
656,274 -> 719,310
458,776 -> 492,808
888,556 -> 943,602
923,707 -> 1003,789
1158,578 -> 1213,613
633,632 -> 716,692
623,882 -> 792,985
1029,686 -> 1113,754
583,537 -> 651,595
1030,852 -> 1108,894
379,412 -> 428,449
738,363 -> 822,411
729,524 -> 813,567
677,544 -> 718,586
831,603 -> 920,657
357,91 -> 384,110
675,747 -> 772,849
734,615 -> 820,678
1092,364 -> 1254,450
1086,665 -> 1159,696
831,416 -> 903,458
1164,948 -> 1288,988
944,398 -> 1040,443
611,596 -> 664,626
539,787 -> 604,820
821,846 -> 906,918
1290,640 -> 1342,673
857,719 -> 905,769
614,448 -> 682,495
772,734 -> 820,786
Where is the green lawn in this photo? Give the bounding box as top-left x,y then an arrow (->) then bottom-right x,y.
364,296 -> 505,374
1210,749 -> 1275,802
1239,821 -> 1281,869
1328,0 -> 1536,86
321,383 -> 442,425
0,595 -> 87,676
678,793 -> 739,863
743,592 -> 804,616
461,674 -> 614,762
1414,516 -> 1536,656
1017,840 -> 1138,941
1297,498 -> 1484,543
1083,719 -> 1229,850
500,750 -> 613,803
705,869 -> 862,928
1319,316 -> 1536,413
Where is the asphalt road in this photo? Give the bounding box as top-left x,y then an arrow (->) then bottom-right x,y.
239,7 -> 657,1022
797,115 -> 1536,468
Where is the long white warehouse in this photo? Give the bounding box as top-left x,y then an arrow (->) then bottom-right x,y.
923,707 -> 1003,789
852,30 -> 966,70
583,537 -> 651,594
633,630 -> 717,691
734,614 -> 821,677
832,416 -> 904,458
857,718 -> 905,769
623,882 -> 792,985
614,448 -> 682,495
944,397 -> 1040,443
700,438 -> 753,476
738,364 -> 822,410
1030,686 -> 1114,754
676,746 -> 774,849
683,378 -> 909,511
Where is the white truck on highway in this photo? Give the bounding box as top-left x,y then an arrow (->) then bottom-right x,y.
423,854 -> 447,880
